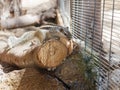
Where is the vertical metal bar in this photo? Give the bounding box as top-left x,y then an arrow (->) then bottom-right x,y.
91,0 -> 97,57
72,0 -> 76,38
99,0 -> 105,89
84,0 -> 88,52
108,0 -> 115,89
80,0 -> 84,37
70,0 -> 120,89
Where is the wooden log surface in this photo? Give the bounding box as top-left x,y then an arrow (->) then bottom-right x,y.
0,0 -> 73,69
0,28 -> 73,69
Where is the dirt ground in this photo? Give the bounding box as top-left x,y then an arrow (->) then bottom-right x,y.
0,52 -> 96,90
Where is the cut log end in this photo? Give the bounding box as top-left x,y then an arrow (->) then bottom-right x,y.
35,39 -> 68,68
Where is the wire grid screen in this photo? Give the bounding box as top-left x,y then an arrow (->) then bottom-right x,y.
71,0 -> 120,90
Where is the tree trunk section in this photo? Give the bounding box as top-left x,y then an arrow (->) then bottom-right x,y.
0,29 -> 73,69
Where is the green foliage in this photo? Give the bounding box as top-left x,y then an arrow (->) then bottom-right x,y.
83,54 -> 97,90
70,52 -> 97,90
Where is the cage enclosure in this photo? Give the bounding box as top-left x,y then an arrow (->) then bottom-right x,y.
0,0 -> 120,90
59,0 -> 120,90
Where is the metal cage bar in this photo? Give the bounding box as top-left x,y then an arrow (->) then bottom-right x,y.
59,0 -> 120,90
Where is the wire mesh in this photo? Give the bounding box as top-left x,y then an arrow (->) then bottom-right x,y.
60,0 -> 120,90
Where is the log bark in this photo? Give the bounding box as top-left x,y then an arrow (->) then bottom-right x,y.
0,29 -> 73,69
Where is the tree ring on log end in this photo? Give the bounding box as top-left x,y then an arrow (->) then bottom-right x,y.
35,39 -> 68,68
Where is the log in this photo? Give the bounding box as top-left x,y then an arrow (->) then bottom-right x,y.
34,39 -> 68,68
0,28 -> 73,69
